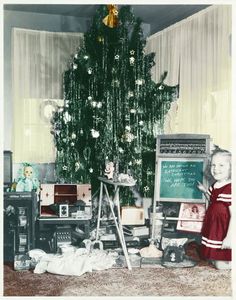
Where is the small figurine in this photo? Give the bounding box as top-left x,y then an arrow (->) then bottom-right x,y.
170,251 -> 176,262
104,161 -> 115,180
16,163 -> 39,192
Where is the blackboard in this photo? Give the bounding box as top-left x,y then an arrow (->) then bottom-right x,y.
158,158 -> 204,201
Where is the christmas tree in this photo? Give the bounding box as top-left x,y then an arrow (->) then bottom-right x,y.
51,5 -> 178,199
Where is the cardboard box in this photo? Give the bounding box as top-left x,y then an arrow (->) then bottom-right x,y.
121,207 -> 144,225
131,226 -> 149,237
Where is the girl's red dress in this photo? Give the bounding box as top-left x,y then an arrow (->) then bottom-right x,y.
200,182 -> 231,261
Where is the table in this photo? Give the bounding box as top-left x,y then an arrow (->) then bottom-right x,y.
96,177 -> 136,270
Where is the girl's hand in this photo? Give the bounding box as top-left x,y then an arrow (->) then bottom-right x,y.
221,236 -> 231,249
196,181 -> 207,193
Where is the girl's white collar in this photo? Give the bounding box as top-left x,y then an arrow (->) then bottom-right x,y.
214,180 -> 231,189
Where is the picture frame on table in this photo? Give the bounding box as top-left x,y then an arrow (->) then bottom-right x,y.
176,203 -> 206,233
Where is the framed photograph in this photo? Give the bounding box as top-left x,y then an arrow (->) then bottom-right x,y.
176,203 -> 206,233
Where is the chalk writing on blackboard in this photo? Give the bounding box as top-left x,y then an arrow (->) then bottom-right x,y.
159,160 -> 204,200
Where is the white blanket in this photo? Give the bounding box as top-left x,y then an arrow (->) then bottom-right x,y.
34,248 -> 117,276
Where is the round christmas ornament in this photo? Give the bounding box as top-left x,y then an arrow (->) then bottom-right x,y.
40,100 -> 57,122
97,36 -> 104,43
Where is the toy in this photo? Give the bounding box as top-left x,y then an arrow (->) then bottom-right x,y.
163,245 -> 184,263
104,161 -> 115,180
16,163 -> 40,192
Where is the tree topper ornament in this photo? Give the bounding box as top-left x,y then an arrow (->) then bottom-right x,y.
103,5 -> 119,28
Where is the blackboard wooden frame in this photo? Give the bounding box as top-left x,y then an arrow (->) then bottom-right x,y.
155,157 -> 206,203
151,134 -> 210,241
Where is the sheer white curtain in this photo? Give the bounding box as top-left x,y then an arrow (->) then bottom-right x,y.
146,5 -> 232,150
12,28 -> 84,163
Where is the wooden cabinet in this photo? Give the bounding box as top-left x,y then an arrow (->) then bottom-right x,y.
40,184 -> 92,217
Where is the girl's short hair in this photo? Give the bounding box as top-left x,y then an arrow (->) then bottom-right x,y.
211,148 -> 231,161
204,149 -> 231,184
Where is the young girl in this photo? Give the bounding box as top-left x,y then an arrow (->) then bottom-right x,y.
197,149 -> 231,270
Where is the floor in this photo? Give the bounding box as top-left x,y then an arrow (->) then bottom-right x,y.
3,243 -> 232,297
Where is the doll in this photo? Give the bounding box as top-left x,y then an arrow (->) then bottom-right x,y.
104,161 -> 115,180
16,163 -> 40,192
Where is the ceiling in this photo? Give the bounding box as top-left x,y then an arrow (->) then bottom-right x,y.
4,4 -> 210,34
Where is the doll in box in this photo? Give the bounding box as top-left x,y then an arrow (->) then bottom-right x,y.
16,163 -> 40,192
